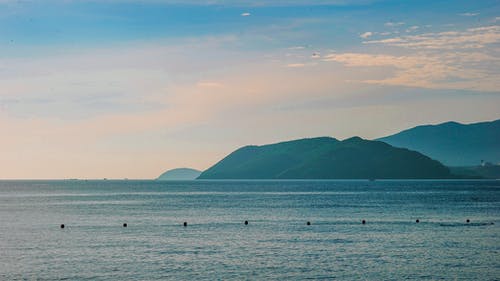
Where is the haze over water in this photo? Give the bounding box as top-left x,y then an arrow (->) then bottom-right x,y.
1,180 -> 498,280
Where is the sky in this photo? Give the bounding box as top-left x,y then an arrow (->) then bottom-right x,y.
0,0 -> 499,179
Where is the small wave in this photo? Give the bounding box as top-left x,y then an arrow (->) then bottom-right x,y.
439,222 -> 494,227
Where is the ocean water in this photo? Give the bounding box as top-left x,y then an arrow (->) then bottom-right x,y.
0,180 -> 498,280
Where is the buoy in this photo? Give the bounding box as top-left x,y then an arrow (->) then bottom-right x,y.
416,219 -> 420,223
60,224 -> 65,229
466,219 -> 470,223
123,223 -> 127,227
183,222 -> 187,227
306,221 -> 311,226
244,220 -> 248,225
362,220 -> 366,224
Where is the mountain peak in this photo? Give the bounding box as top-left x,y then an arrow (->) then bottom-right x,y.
343,136 -> 363,142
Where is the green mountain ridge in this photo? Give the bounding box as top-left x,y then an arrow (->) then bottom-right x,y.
377,119 -> 500,166
198,137 -> 452,179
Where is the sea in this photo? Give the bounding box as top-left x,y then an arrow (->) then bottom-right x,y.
0,180 -> 498,280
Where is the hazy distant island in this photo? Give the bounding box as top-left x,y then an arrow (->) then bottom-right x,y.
198,137 -> 452,179
157,168 -> 201,181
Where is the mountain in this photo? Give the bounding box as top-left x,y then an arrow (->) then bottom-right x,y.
197,137 -> 452,179
157,168 -> 201,180
377,119 -> 500,166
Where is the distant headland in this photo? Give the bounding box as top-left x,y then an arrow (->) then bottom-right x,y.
157,119 -> 500,180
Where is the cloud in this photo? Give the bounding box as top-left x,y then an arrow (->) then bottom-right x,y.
241,12 -> 251,16
286,63 -> 306,67
459,12 -> 479,17
405,25 -> 419,33
326,25 -> 500,92
364,25 -> 500,49
360,31 -> 373,39
324,52 -> 499,91
385,22 -> 405,27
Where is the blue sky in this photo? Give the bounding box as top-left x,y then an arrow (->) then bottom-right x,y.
0,0 -> 499,178
2,0 -> 497,50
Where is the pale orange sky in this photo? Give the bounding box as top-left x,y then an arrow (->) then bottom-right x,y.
1,0 -> 499,179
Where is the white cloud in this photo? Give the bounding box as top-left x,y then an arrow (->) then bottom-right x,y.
385,21 -> 405,27
405,25 -> 419,33
459,12 -> 479,17
360,31 -> 373,39
326,25 -> 500,92
365,25 -> 500,49
241,12 -> 251,16
324,52 -> 499,92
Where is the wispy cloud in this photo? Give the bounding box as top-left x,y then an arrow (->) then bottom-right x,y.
364,25 -> 500,49
459,12 -> 479,17
360,31 -> 373,39
324,52 -> 499,91
286,63 -> 306,68
385,21 -> 405,27
326,25 -> 500,92
241,12 -> 251,16
405,25 -> 419,33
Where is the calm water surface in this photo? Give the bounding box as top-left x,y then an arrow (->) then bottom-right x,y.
0,180 -> 499,280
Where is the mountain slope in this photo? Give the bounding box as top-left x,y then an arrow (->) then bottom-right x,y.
157,168 -> 201,180
198,137 -> 451,179
377,119 -> 500,166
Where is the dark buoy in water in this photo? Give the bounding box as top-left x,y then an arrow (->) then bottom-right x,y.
60,224 -> 65,229
466,219 -> 470,223
123,223 -> 127,227
244,220 -> 248,225
306,221 -> 311,226
416,219 -> 420,223
183,222 -> 187,227
362,220 -> 366,224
